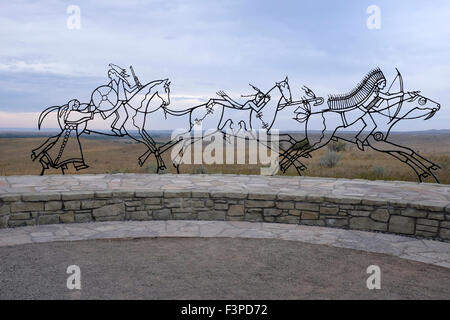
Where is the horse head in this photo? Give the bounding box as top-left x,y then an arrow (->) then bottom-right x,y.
156,79 -> 171,107
391,91 -> 440,122
275,76 -> 292,107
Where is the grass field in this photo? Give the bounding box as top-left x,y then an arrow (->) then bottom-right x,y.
1,132 -> 449,184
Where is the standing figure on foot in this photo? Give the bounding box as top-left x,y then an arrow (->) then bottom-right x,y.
31,99 -> 94,175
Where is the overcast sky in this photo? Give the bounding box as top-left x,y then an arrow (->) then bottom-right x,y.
0,0 -> 449,130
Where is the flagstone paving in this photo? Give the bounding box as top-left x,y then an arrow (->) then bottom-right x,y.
0,174 -> 449,209
1,174 -> 449,239
1,174 -> 449,299
0,220 -> 449,268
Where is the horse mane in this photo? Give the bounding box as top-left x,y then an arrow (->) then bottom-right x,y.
130,79 -> 166,110
327,68 -> 385,110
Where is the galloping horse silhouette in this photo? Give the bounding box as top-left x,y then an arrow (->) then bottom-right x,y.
279,91 -> 442,182
152,77 -> 306,173
85,79 -> 171,170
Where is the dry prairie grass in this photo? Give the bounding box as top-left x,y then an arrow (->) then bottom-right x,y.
1,134 -> 449,184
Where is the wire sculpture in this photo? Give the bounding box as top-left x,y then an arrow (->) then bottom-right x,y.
31,99 -> 93,175
278,68 -> 441,183
31,65 -> 442,183
32,64 -> 171,174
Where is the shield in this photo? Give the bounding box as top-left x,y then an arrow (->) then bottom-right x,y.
90,85 -> 118,112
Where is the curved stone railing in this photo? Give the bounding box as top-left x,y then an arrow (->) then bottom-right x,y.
0,174 -> 449,241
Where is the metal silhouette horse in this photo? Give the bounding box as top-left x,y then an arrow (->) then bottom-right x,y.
154,77 -> 304,173
278,68 -> 441,183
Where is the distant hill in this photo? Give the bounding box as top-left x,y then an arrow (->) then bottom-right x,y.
0,128 -> 449,139
0,129 -> 173,139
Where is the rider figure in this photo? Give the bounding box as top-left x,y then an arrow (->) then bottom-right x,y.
101,63 -> 139,135
328,68 -> 405,150
216,84 -> 270,114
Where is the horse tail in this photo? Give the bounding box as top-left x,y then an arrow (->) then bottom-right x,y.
38,106 -> 61,130
293,103 -> 311,123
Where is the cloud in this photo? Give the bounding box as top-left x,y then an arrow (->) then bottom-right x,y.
0,111 -> 52,129
0,0 -> 448,130
0,61 -> 78,76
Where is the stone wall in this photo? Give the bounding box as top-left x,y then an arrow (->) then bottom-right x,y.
0,189 -> 449,241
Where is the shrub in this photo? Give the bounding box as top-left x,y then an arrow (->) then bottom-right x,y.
327,140 -> 347,152
145,163 -> 169,174
192,165 -> 208,174
371,166 -> 385,178
109,168 -> 130,174
145,163 -> 158,173
319,151 -> 341,168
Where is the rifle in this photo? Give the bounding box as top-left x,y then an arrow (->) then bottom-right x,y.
130,65 -> 142,89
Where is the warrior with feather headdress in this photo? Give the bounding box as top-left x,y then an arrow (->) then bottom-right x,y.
327,68 -> 405,150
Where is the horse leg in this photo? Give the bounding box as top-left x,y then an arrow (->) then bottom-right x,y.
159,137 -> 190,174
279,132 -> 332,173
278,135 -> 311,169
137,136 -> 162,168
409,156 -> 441,183
127,107 -> 158,167
398,151 -> 440,183
384,151 -> 423,181
170,136 -> 198,174
169,135 -> 189,171
406,149 -> 440,172
376,138 -> 439,171
129,132 -> 154,167
170,140 -> 183,174
133,103 -> 167,169
137,145 -> 166,170
365,138 -> 437,182
264,133 -> 308,174
126,114 -> 156,166
38,155 -> 50,176
276,134 -> 308,169
278,143 -> 303,172
138,149 -> 154,167
154,132 -> 197,173
141,128 -> 166,170
172,132 -> 208,171
389,151 -> 439,183
174,162 -> 180,174
131,125 -> 160,167
279,114 -> 334,172
171,137 -> 192,172
278,133 -> 301,150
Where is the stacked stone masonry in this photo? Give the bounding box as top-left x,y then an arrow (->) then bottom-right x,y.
0,174 -> 449,241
